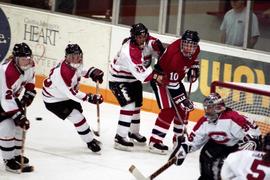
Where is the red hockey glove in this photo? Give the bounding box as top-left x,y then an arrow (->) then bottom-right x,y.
12,111 -> 30,130
89,67 -> 104,83
21,89 -> 37,107
88,94 -> 103,104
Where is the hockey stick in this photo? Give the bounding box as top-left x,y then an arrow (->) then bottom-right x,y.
129,87 -> 186,180
93,81 -> 100,137
20,126 -> 26,173
165,87 -> 187,131
184,79 -> 193,122
129,156 -> 177,180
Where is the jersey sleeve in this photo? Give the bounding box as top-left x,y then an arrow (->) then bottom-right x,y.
187,117 -> 209,152
123,48 -> 153,82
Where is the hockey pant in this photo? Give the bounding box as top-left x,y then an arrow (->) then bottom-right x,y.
0,118 -> 24,160
109,81 -> 143,137
198,140 -> 238,180
44,100 -> 94,144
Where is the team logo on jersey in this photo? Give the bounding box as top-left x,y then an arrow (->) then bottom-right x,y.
0,8 -> 11,62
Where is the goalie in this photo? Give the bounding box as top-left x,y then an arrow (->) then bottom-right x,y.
169,92 -> 261,180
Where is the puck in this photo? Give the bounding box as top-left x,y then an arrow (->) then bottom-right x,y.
35,117 -> 42,121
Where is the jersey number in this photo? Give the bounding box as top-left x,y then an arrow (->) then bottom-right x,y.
247,159 -> 270,179
5,90 -> 13,99
169,72 -> 179,81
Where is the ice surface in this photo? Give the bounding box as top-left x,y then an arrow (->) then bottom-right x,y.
0,89 -> 200,180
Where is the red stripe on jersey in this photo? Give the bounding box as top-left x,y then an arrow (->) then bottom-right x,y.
82,95 -> 88,101
60,61 -> 76,87
193,117 -> 208,131
74,118 -> 86,127
0,137 -> 16,141
120,110 -> 134,116
129,43 -> 142,64
110,64 -> 132,75
158,86 -> 170,109
5,61 -> 21,89
42,87 -> 53,97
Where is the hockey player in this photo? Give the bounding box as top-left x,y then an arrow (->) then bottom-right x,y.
42,44 -> 103,153
221,132 -> 270,180
149,30 -> 200,154
169,93 -> 262,180
0,42 -> 36,173
109,23 -> 166,151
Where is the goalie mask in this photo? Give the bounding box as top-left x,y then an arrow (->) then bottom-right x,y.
12,42 -> 33,71
181,30 -> 199,58
65,44 -> 83,69
203,93 -> 225,123
130,23 -> 149,49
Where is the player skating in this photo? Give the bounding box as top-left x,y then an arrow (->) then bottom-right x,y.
0,43 -> 36,173
42,44 -> 103,153
109,23 -> 166,151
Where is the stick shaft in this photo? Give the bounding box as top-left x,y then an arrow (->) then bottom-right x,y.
149,156 -> 177,179
96,81 -> 100,134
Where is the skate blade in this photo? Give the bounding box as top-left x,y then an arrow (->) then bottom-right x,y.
114,143 -> 133,152
130,139 -> 147,146
148,147 -> 168,155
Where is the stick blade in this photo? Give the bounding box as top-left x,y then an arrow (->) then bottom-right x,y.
129,165 -> 149,180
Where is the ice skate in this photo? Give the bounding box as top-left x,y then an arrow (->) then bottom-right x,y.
114,134 -> 134,151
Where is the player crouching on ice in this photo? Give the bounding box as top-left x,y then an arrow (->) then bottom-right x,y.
42,44 -> 104,153
169,93 -> 261,180
0,43 -> 36,173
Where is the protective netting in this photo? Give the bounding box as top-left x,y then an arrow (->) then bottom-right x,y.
211,81 -> 270,136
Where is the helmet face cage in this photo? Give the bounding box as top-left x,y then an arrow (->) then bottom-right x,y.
12,43 -> 33,71
65,44 -> 83,69
203,93 -> 225,123
181,30 -> 199,58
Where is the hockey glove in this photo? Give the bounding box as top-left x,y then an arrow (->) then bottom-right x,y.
173,94 -> 194,112
238,134 -> 262,150
152,64 -> 169,86
89,67 -> 104,83
21,89 -> 37,107
88,93 -> 103,104
169,135 -> 190,166
12,111 -> 30,130
187,65 -> 200,83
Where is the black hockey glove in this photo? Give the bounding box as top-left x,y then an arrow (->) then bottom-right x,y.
187,65 -> 200,83
169,135 -> 190,166
238,134 -> 262,150
89,67 -> 104,84
21,89 -> 37,107
152,64 -> 169,86
88,93 -> 103,104
12,111 -> 30,130
173,93 -> 194,112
